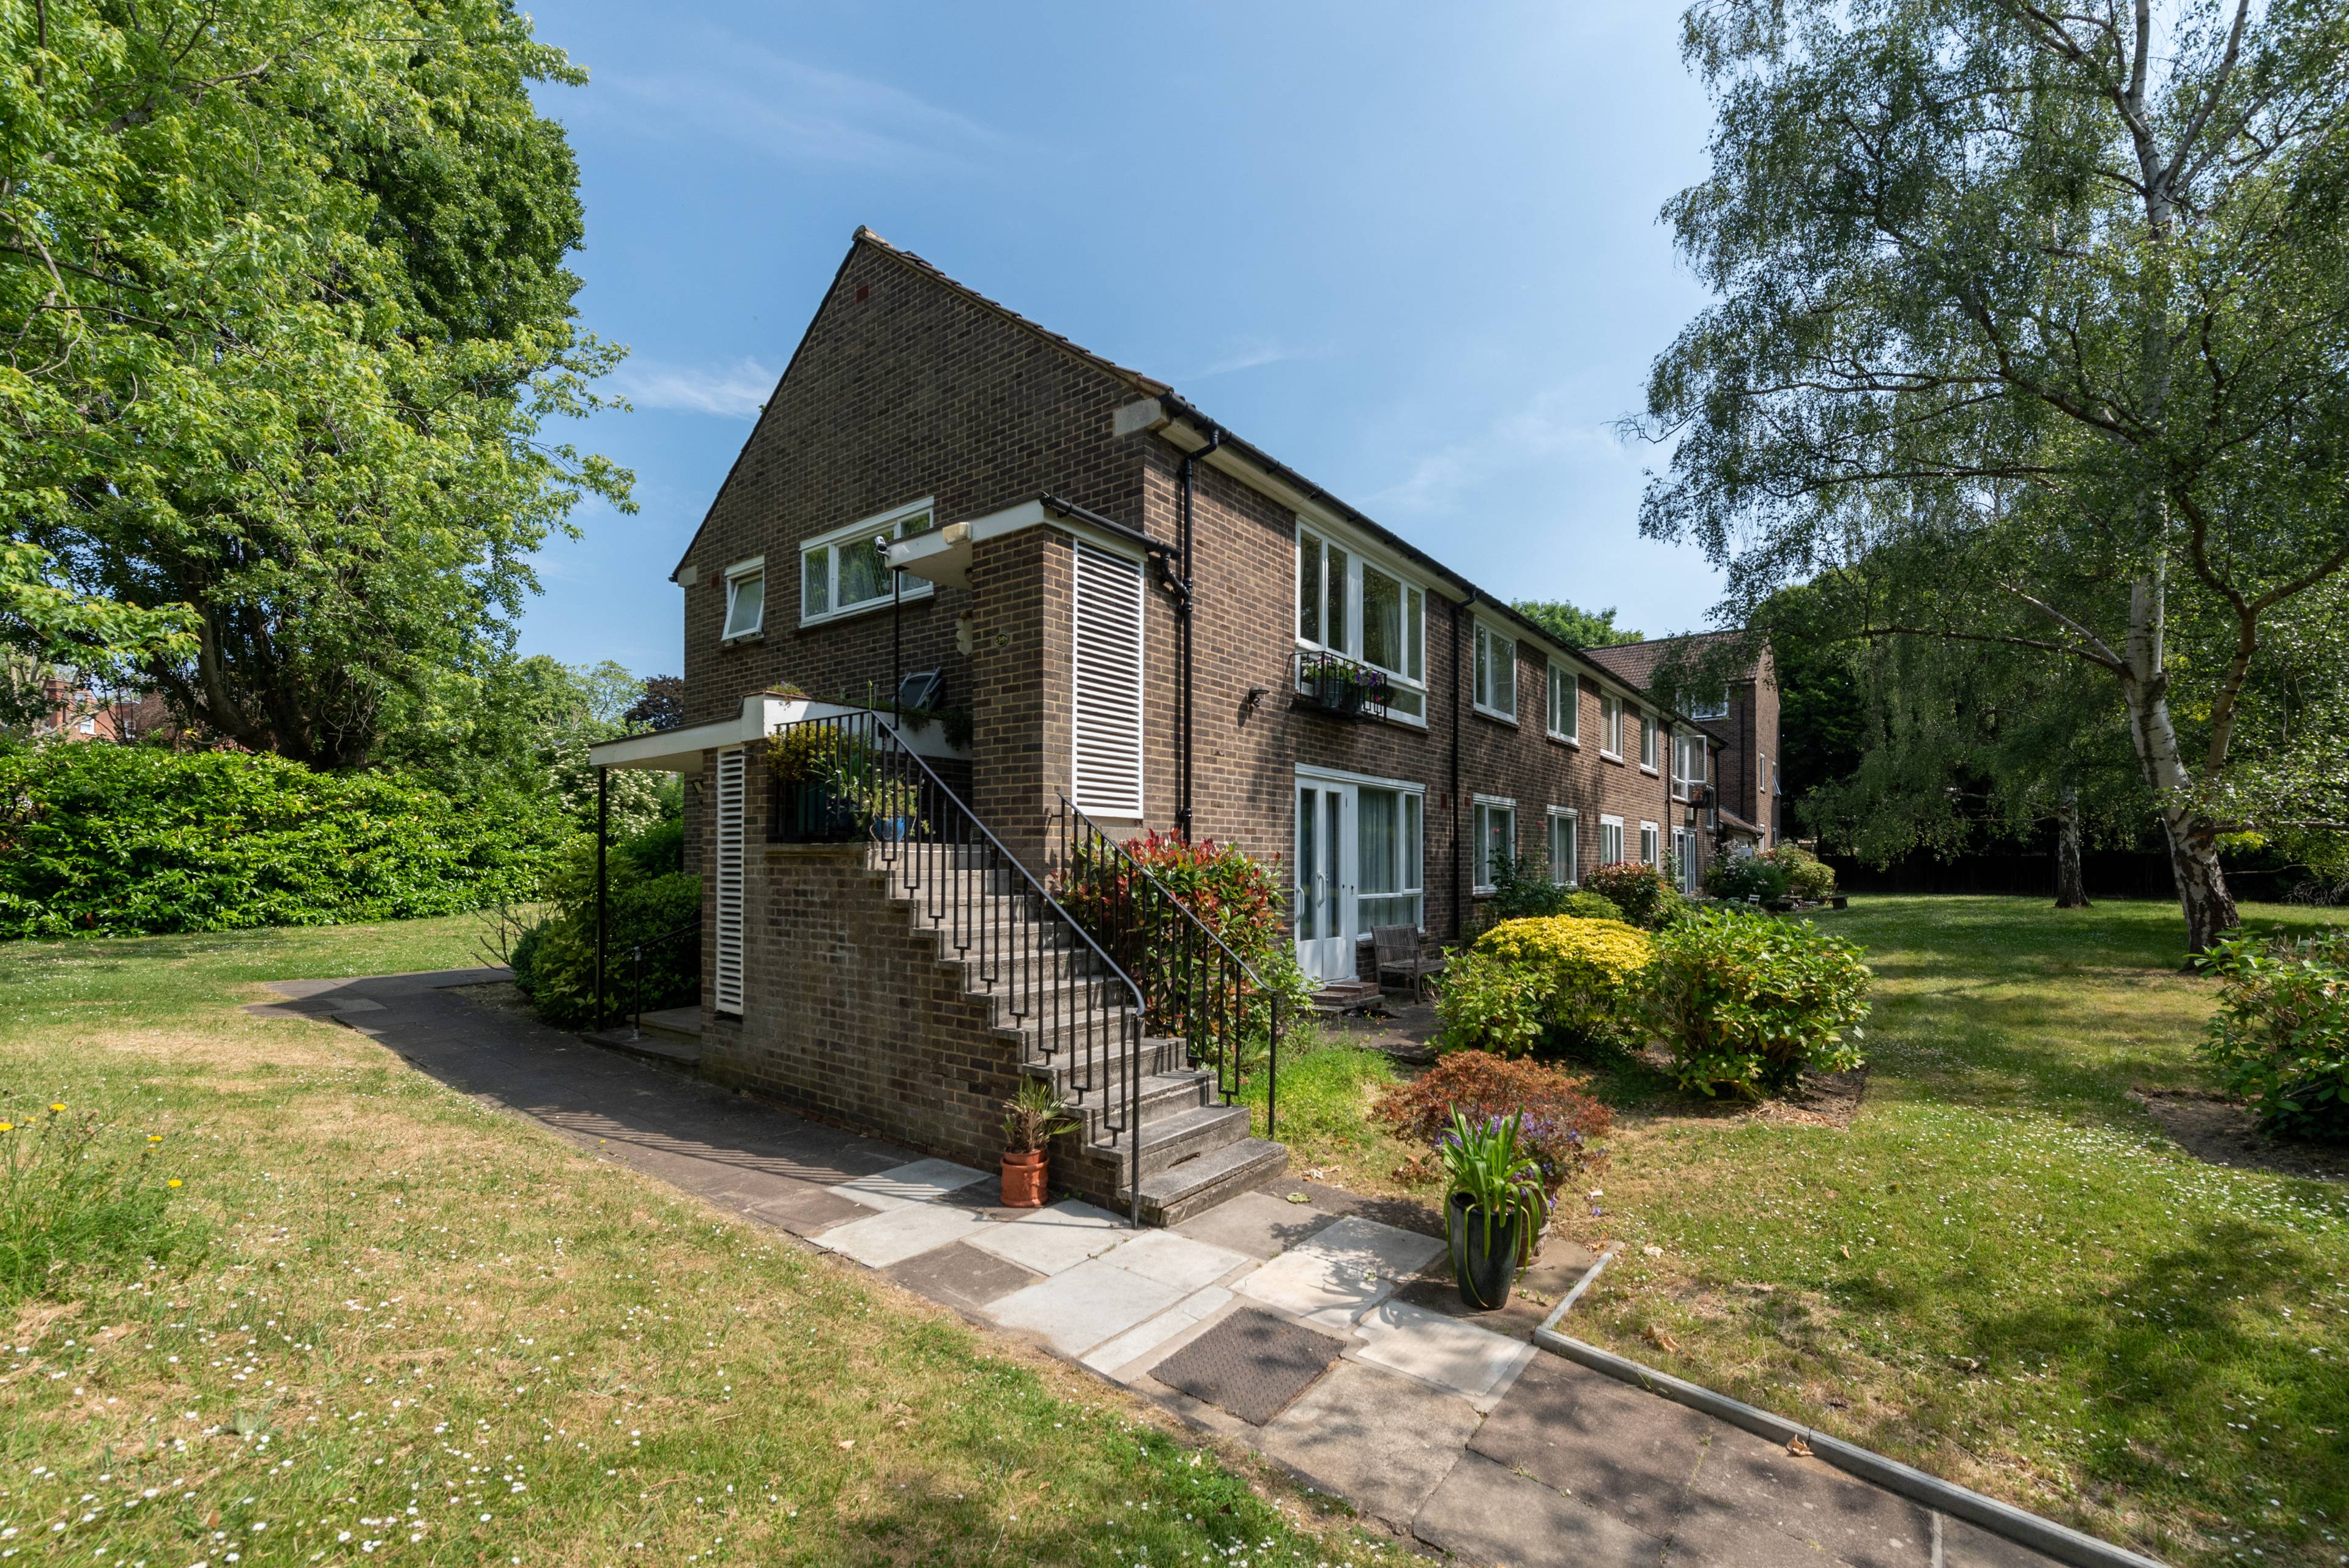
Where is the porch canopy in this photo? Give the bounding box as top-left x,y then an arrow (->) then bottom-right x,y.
584,692 -> 965,776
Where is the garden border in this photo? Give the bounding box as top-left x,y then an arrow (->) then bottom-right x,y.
1529,1302 -> 2170,1568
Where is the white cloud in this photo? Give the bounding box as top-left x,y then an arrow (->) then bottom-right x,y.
594,36 -> 1012,171
607,357 -> 777,419
1187,336 -> 1297,380
1372,388 -> 1638,516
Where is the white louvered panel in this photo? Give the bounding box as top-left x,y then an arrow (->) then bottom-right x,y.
713,746 -> 746,1016
1070,542 -> 1145,818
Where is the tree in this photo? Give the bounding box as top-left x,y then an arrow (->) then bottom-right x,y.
2,0 -> 631,769
1512,600 -> 1644,649
1637,0 -> 2349,950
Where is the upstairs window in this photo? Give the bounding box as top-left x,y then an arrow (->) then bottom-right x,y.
1473,623 -> 1516,720
801,499 -> 935,625
1639,711 -> 1658,770
1297,526 -> 1427,720
1674,731 -> 1709,800
1689,686 -> 1730,720
722,558 -> 766,642
1546,663 -> 1578,742
1600,693 -> 1624,757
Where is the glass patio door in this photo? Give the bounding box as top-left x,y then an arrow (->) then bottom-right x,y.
1294,781 -> 1357,983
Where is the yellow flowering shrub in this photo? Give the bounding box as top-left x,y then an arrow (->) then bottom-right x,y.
1437,916 -> 1653,1057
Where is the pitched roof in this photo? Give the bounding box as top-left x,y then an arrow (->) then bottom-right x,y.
1582,631 -> 1761,690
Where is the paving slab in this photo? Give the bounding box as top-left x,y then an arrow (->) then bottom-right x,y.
1171,1188 -> 1338,1259
1393,1232 -> 1606,1337
1677,1426 -> 1935,1568
1258,1359 -> 1481,1531
1151,1306 -> 1343,1425
1098,1229 -> 1253,1293
1415,1451 -> 1669,1568
809,1201 -> 998,1268
1469,1353 -> 1714,1536
1080,1287 -> 1234,1378
881,1240 -> 1043,1316
985,1254 -> 1193,1357
1233,1215 -> 1441,1329
966,1199 -> 1130,1275
742,1183 -> 877,1238
1351,1297 -> 1535,1408
830,1157 -> 993,1211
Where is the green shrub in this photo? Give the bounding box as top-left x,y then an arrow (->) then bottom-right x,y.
1584,860 -> 1683,929
2197,927 -> 2349,1137
1707,850 -> 1791,904
0,743 -> 565,938
514,828 -> 700,1028
1557,890 -> 1624,922
1646,907 -> 1872,1098
1478,854 -> 1579,925
0,1099 -> 202,1309
1439,916 -> 1653,1055
1762,842 -> 1836,901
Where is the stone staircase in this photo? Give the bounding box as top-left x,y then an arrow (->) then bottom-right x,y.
873,847 -> 1287,1225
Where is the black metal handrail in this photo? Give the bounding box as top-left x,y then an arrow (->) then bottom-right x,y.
767,713 -> 1152,1224
1052,796 -> 1282,1140
1292,647 -> 1391,721
626,920 -> 701,1042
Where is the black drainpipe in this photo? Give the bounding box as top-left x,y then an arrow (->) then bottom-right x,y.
1451,593 -> 1468,940
1174,431 -> 1223,841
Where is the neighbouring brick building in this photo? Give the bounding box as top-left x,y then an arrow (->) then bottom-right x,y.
590,229 -> 1780,1219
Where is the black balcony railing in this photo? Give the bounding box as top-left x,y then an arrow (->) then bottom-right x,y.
1052,797 -> 1282,1139
764,713 -> 1152,1222
1293,647 -> 1391,720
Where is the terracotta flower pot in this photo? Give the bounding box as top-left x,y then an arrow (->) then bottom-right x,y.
1000,1150 -> 1048,1208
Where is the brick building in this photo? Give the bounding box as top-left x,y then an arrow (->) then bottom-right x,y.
590,229 -> 1778,1219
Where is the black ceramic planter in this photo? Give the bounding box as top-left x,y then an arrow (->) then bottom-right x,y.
1447,1191 -> 1524,1310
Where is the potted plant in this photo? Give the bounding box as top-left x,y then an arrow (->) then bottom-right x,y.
767,727 -> 864,841
1000,1078 -> 1078,1207
1438,1107 -> 1548,1309
1304,654 -> 1368,716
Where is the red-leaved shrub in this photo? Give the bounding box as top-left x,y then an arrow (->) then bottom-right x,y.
1373,1051 -> 1611,1192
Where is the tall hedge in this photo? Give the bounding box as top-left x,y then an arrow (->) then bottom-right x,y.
0,744 -> 565,937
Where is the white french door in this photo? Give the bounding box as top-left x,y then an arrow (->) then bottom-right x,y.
1294,781 -> 1357,983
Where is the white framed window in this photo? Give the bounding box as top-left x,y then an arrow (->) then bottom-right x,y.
1357,785 -> 1425,930
721,556 -> 766,642
1674,730 -> 1709,801
1546,662 -> 1578,743
800,498 -> 937,625
1472,623 -> 1516,721
1639,822 -> 1660,866
1599,814 -> 1625,866
1546,808 -> 1578,887
1600,693 -> 1624,759
1639,710 -> 1658,771
1690,686 -> 1730,720
1297,524 -> 1427,722
1472,796 -> 1516,893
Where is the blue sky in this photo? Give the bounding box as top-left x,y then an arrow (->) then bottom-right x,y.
519,2 -> 1723,677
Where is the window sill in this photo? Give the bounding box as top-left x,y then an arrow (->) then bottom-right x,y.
1472,705 -> 1519,726
800,587 -> 934,630
1547,732 -> 1579,748
1599,750 -> 1625,765
1641,765 -> 1660,777
720,630 -> 766,648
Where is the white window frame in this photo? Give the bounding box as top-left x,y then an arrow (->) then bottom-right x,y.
1600,693 -> 1624,759
1639,821 -> 1660,866
1674,729 -> 1710,801
1472,622 -> 1517,723
1295,521 -> 1428,726
799,497 -> 937,627
721,555 -> 766,644
1472,795 -> 1516,894
1639,710 -> 1659,773
1689,687 -> 1731,721
1355,782 -> 1426,934
1598,813 -> 1625,866
1546,662 -> 1578,745
1546,807 -> 1579,887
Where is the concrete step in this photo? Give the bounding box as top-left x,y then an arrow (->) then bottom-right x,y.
1124,1137 -> 1289,1227
1094,1102 -> 1254,1181
1038,1066 -> 1212,1138
577,1027 -> 700,1069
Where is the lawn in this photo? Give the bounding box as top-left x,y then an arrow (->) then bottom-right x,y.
1268,896 -> 2349,1568
0,915 -> 1384,1566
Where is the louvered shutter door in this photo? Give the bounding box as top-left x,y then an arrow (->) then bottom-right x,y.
1071,543 -> 1145,817
713,746 -> 746,1015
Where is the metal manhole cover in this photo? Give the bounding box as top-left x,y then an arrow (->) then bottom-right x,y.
1152,1307 -> 1343,1425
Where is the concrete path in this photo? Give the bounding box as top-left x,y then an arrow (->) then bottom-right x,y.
256,970 -> 2076,1568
